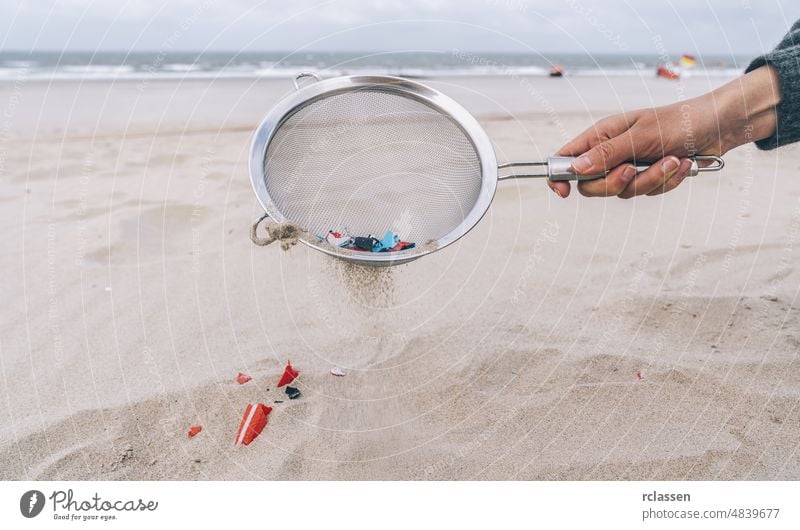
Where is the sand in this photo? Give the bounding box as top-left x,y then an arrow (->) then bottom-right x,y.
1,75 -> 799,480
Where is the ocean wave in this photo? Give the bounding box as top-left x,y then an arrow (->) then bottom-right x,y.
162,63 -> 204,72
2,60 -> 37,68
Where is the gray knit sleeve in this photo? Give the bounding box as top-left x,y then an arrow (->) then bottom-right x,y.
745,19 -> 800,150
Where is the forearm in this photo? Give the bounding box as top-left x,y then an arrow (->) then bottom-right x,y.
657,66 -> 780,159
714,66 -> 781,151
744,20 -> 800,149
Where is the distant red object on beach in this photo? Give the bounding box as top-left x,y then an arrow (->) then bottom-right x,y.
656,65 -> 680,80
188,425 -> 202,438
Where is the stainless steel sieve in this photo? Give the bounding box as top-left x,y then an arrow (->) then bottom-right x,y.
249,73 -> 724,266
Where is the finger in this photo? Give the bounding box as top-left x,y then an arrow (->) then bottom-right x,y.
569,131 -> 636,177
547,179 -> 570,198
647,158 -> 694,196
576,163 -> 637,197
556,115 -> 634,156
618,156 -> 681,199
556,124 -> 600,156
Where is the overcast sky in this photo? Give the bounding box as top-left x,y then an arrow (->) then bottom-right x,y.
1,0 -> 798,55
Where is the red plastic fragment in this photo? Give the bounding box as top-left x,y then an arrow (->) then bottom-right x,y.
234,403 -> 272,446
277,361 -> 299,387
389,241 -> 415,251
636,370 -> 644,381
236,372 -> 252,385
188,425 -> 202,438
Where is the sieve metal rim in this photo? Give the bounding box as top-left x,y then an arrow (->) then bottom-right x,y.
248,75 -> 498,265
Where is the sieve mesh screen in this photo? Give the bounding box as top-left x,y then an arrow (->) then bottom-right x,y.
263,88 -> 483,244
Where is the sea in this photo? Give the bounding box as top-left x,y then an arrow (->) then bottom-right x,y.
0,51 -> 750,81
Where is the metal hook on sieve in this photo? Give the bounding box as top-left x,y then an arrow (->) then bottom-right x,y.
293,72 -> 322,90
250,213 -> 273,246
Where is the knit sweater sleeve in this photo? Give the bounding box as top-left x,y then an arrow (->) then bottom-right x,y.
745,19 -> 800,150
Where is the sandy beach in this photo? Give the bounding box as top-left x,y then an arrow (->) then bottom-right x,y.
1,74 -> 799,480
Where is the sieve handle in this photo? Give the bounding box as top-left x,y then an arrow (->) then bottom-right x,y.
497,155 -> 724,181
547,155 -> 724,181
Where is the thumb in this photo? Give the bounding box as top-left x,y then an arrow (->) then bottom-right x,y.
570,132 -> 635,175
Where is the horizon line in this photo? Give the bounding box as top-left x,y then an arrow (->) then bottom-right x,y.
0,49 -> 759,57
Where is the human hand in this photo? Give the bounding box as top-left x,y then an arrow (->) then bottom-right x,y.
548,65 -> 780,199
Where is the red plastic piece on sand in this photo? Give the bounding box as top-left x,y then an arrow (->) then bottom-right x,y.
236,372 -> 252,385
636,370 -> 645,381
235,403 -> 272,446
188,425 -> 202,438
277,361 -> 299,387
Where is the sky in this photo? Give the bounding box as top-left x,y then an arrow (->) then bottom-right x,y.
0,0 -> 798,56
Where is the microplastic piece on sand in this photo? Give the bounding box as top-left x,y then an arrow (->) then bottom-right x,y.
330,367 -> 346,377
278,361 -> 299,387
285,386 -> 301,400
636,370 -> 645,381
234,403 -> 272,446
236,372 -> 252,385
188,425 -> 202,438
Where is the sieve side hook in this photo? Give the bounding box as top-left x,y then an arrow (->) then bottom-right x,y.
293,72 -> 322,90
250,213 -> 273,246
